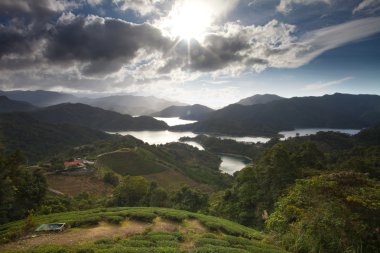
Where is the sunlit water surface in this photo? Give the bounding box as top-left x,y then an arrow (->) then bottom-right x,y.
154,117 -> 197,126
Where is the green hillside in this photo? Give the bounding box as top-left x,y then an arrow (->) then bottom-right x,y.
0,207 -> 287,253
97,148 -> 169,176
94,142 -> 231,190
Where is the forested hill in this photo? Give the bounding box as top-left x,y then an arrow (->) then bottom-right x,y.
151,104 -> 214,120
0,96 -> 37,113
172,93 -> 380,136
0,113 -> 110,161
30,103 -> 168,131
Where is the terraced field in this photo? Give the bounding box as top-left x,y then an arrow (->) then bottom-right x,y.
0,207 -> 287,253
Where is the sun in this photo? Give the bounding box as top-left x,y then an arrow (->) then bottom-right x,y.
165,0 -> 213,41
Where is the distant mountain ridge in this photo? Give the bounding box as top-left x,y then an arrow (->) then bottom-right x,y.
151,104 -> 214,120
30,103 -> 168,131
172,93 -> 380,136
0,90 -> 78,107
0,90 -> 186,116
85,95 -> 187,116
237,94 -> 285,106
0,96 -> 37,113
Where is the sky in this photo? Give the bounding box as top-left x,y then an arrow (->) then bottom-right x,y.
0,0 -> 380,108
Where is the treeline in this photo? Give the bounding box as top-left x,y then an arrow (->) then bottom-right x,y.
206,127 -> 380,252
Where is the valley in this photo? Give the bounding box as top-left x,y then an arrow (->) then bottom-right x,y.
0,91 -> 379,253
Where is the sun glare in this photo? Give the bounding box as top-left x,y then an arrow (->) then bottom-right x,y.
166,1 -> 213,41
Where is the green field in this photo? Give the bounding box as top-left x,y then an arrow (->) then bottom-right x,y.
0,207 -> 287,253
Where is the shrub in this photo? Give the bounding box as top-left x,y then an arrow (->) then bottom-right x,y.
193,245 -> 248,253
195,238 -> 230,247
106,215 -> 125,224
127,212 -> 156,223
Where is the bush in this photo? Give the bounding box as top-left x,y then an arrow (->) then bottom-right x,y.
94,238 -> 114,245
106,215 -> 125,224
127,212 -> 156,223
121,239 -> 154,247
70,216 -> 101,227
154,210 -> 188,222
195,238 -> 230,247
193,245 -> 248,253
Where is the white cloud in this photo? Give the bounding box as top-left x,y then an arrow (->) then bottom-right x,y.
113,0 -> 166,16
303,76 -> 353,90
277,0 -> 331,14
295,17 -> 380,67
352,0 -> 380,14
87,0 -> 103,6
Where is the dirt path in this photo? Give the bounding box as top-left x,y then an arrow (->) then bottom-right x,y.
0,221 -> 150,251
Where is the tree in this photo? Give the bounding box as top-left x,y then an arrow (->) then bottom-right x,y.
170,186 -> 208,212
0,150 -> 47,224
143,182 -> 168,207
113,176 -> 148,206
103,172 -> 119,186
213,144 -> 300,227
266,172 -> 380,253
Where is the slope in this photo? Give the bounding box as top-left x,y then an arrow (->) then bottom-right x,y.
0,207 -> 288,253
30,103 -> 168,131
0,113 -> 110,162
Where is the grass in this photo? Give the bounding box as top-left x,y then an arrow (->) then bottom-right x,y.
0,207 -> 288,253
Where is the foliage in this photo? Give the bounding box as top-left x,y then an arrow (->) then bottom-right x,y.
266,172 -> 380,253
0,150 -> 47,224
143,182 -> 169,207
103,172 -> 119,186
170,186 -> 209,212
0,113 -> 110,162
210,143 -> 303,228
180,134 -> 269,160
112,176 -> 149,206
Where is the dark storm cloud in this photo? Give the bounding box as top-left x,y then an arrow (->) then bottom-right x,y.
0,0 -> 75,18
0,28 -> 31,57
44,14 -> 171,75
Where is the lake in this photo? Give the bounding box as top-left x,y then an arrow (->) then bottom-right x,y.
154,117 -> 197,126
279,128 -> 361,139
110,130 -> 197,145
219,155 -> 251,175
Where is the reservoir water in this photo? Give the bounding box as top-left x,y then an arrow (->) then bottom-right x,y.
109,120 -> 361,175
219,155 -> 251,175
154,117 -> 197,126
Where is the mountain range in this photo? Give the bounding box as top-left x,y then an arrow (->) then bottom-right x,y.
30,103 -> 168,131
173,93 -> 380,136
0,96 -> 37,113
0,90 -> 185,116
